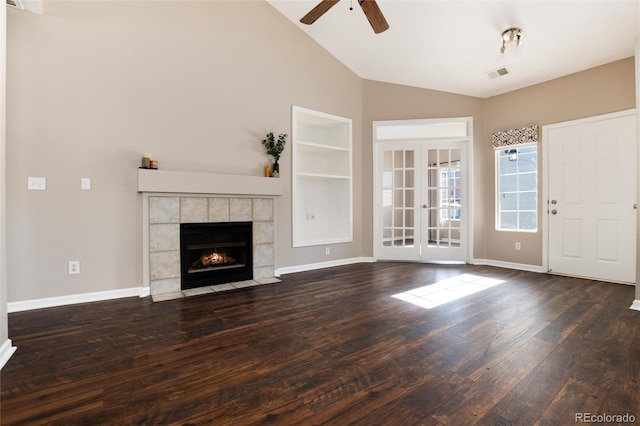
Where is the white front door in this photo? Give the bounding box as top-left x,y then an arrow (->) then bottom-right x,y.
374,140 -> 468,263
545,111 -> 637,283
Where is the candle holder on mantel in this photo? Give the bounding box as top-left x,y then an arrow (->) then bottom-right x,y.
139,154 -> 158,170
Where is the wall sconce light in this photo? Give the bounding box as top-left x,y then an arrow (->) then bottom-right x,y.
507,149 -> 518,161
500,27 -> 523,54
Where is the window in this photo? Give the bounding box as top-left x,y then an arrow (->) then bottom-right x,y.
440,168 -> 461,220
496,145 -> 537,231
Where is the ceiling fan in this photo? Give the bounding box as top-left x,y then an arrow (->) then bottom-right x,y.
300,0 -> 389,34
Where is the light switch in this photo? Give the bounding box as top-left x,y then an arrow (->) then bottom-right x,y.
27,177 -> 46,191
81,178 -> 91,190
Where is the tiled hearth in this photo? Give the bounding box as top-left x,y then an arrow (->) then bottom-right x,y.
145,195 -> 279,301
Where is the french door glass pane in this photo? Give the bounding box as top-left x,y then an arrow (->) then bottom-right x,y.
394,151 -> 404,168
426,148 -> 461,249
405,189 -> 414,207
394,190 -> 403,206
383,206 -> 392,228
405,150 -> 414,168
405,170 -> 414,187
381,149 -> 415,248
382,172 -> 392,188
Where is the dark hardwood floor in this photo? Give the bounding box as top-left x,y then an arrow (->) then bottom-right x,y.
2,262 -> 639,425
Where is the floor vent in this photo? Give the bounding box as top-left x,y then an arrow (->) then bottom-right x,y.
487,67 -> 509,79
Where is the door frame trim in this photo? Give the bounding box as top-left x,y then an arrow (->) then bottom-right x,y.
541,108 -> 636,274
372,117 -> 474,264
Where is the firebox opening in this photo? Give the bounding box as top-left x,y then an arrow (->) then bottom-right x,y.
180,221 -> 253,290
191,248 -> 240,272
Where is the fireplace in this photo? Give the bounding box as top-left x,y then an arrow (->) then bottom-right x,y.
180,221 -> 253,290
144,195 -> 276,297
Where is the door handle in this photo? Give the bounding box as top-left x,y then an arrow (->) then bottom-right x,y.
422,204 -> 427,209
551,209 -> 558,215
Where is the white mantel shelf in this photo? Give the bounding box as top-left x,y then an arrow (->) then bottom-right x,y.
137,169 -> 285,196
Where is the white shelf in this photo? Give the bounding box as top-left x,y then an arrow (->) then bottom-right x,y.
297,172 -> 350,180
297,141 -> 350,153
292,105 -> 353,247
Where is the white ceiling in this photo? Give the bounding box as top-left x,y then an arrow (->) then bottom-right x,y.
266,0 -> 640,98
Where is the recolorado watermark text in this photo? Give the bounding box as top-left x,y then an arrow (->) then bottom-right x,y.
575,412 -> 636,423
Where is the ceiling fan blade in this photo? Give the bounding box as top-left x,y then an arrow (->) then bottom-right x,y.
300,0 -> 340,25
358,0 -> 389,33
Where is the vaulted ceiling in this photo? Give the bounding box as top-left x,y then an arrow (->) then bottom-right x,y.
267,0 -> 639,98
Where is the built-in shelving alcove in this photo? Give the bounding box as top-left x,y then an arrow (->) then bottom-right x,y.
292,105 -> 353,247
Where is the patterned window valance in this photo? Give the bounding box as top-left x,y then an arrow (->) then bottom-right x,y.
492,125 -> 538,149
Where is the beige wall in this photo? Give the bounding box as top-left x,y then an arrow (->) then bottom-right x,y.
483,57 -> 636,266
6,0 -> 363,302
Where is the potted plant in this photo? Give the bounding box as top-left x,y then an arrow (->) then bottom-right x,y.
262,132 -> 287,177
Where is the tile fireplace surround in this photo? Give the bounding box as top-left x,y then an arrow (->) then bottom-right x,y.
139,169 -> 284,298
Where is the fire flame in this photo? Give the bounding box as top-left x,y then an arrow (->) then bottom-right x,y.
192,250 -> 234,268
203,251 -> 225,265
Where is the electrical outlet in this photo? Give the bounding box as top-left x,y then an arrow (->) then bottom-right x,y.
325,247 -> 330,256
27,177 -> 46,191
81,178 -> 91,190
515,242 -> 521,251
68,261 -> 80,275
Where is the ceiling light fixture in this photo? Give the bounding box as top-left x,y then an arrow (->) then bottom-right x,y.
500,27 -> 523,54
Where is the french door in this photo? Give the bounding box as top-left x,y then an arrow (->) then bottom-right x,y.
374,140 -> 468,262
544,111 -> 636,283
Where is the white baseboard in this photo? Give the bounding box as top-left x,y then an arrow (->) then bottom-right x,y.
472,259 -> 545,273
276,257 -> 544,276
275,257 -> 375,276
630,300 -> 640,311
7,259 -> 375,311
0,339 -> 17,370
7,287 -> 149,313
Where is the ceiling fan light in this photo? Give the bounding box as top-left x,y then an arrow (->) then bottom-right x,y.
500,27 -> 523,54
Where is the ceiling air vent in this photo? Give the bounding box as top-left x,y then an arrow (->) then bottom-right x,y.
6,0 -> 23,9
6,0 -> 42,14
487,67 -> 509,79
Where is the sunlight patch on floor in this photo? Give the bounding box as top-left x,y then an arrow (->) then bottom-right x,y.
392,274 -> 506,309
